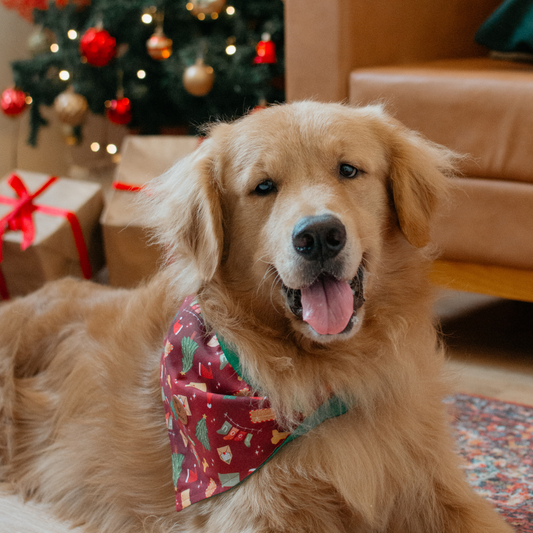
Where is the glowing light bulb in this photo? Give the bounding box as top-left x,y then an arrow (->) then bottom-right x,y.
226,6 -> 235,15
197,13 -> 205,20
59,70 -> 70,81
50,43 -> 59,53
106,144 -> 118,155
226,45 -> 236,55
25,96 -> 33,105
137,70 -> 146,79
186,2 -> 193,10
211,12 -> 218,19
67,29 -> 78,39
141,14 -> 152,23
90,142 -> 100,152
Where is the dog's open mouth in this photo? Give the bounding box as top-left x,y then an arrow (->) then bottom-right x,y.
282,265 -> 365,336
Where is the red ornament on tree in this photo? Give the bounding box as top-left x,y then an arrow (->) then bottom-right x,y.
105,97 -> 132,125
80,27 -> 116,67
253,34 -> 276,64
1,87 -> 28,117
0,0 -> 47,22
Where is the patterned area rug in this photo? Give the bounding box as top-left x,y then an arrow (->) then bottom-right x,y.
447,394 -> 533,532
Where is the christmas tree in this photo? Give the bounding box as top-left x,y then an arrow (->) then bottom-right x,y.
3,0 -> 284,145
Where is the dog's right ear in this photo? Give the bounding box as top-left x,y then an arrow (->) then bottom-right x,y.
142,135 -> 224,295
384,119 -> 457,248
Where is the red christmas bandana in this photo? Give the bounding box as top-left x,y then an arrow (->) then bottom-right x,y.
161,295 -> 349,512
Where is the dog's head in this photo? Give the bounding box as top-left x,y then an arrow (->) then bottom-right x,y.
145,102 -> 455,343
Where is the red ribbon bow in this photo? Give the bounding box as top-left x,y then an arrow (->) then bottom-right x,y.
0,173 -> 92,300
112,181 -> 144,192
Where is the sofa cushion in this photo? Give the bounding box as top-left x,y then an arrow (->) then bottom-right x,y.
350,58 -> 533,184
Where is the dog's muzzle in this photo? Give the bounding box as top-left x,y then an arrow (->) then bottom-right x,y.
280,214 -> 365,336
282,265 -> 365,336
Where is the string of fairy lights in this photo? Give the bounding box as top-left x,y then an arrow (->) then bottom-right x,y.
45,3 -> 252,84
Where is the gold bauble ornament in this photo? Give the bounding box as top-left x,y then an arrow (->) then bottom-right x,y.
189,0 -> 226,17
146,27 -> 173,61
183,58 -> 214,96
53,86 -> 88,126
28,27 -> 52,57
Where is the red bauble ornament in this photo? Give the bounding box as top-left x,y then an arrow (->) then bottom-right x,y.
105,97 -> 132,125
1,0 -> 47,22
253,36 -> 276,64
254,36 -> 276,65
1,87 -> 28,117
80,27 -> 116,67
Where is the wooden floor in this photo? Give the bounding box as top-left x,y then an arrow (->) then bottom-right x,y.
437,290 -> 533,405
1,290 -> 532,533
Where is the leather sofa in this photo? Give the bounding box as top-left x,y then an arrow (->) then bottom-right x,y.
285,0 -> 533,302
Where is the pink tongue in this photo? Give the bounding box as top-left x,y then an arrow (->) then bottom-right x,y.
301,276 -> 354,335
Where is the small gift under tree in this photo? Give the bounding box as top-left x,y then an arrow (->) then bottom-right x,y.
0,170 -> 104,298
100,135 -> 198,288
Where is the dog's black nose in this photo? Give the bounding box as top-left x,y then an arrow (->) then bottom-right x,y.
292,215 -> 347,261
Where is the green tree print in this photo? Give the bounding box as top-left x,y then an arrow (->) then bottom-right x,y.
195,415 -> 211,451
181,336 -> 198,374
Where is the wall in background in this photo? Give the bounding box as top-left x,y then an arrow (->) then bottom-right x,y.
0,5 -> 68,177
285,0 -> 500,102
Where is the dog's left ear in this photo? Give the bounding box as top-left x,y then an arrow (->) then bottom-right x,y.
142,131 -> 226,294
386,121 -> 457,248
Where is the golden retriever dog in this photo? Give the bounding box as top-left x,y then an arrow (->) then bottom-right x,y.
0,102 -> 513,533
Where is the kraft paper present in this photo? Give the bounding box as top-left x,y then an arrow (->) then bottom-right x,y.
0,170 -> 104,298
101,135 -> 199,288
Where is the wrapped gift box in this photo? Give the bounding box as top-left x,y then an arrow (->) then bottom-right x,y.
0,170 -> 104,298
101,135 -> 199,288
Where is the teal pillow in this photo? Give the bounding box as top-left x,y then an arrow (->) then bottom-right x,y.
475,0 -> 533,53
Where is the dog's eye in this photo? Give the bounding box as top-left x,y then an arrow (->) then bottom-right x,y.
254,180 -> 277,196
339,164 -> 359,179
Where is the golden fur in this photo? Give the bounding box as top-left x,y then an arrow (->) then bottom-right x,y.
0,102 -> 513,532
